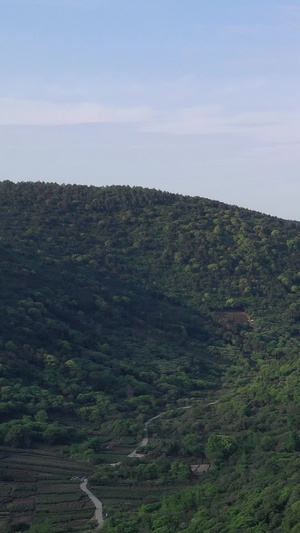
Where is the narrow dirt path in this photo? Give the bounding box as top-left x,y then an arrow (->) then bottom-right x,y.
80,477 -> 103,530
128,412 -> 166,458
82,404 -> 199,528
128,406 -> 191,458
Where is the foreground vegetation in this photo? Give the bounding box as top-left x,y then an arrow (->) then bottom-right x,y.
1,181 -> 300,531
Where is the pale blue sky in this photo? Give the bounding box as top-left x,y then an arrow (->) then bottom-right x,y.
1,0 -> 300,219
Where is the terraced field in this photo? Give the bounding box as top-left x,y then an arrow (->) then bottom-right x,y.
91,483 -> 181,513
0,447 -> 95,532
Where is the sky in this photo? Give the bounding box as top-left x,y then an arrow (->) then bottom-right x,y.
1,0 -> 300,219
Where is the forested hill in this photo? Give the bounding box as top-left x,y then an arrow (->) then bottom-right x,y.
2,181 -> 300,532
1,180 -> 300,316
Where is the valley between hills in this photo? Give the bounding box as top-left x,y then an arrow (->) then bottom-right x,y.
1,181 -> 300,532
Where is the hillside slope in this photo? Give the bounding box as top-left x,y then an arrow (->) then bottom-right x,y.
1,181 -> 300,532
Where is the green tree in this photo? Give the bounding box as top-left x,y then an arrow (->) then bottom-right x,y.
205,434 -> 237,465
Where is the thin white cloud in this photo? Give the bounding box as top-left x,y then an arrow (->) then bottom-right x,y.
144,106 -> 300,145
0,98 -> 152,126
143,107 -> 279,135
2,97 -> 300,150
144,106 -> 227,136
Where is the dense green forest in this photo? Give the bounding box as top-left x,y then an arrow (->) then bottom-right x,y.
1,181 -> 300,532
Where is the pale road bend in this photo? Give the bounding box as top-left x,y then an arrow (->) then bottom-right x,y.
80,477 -> 104,530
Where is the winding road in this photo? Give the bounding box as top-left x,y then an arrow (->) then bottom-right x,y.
79,412 -> 168,528
80,477 -> 103,530
128,412 -> 165,458
79,404 -> 200,529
